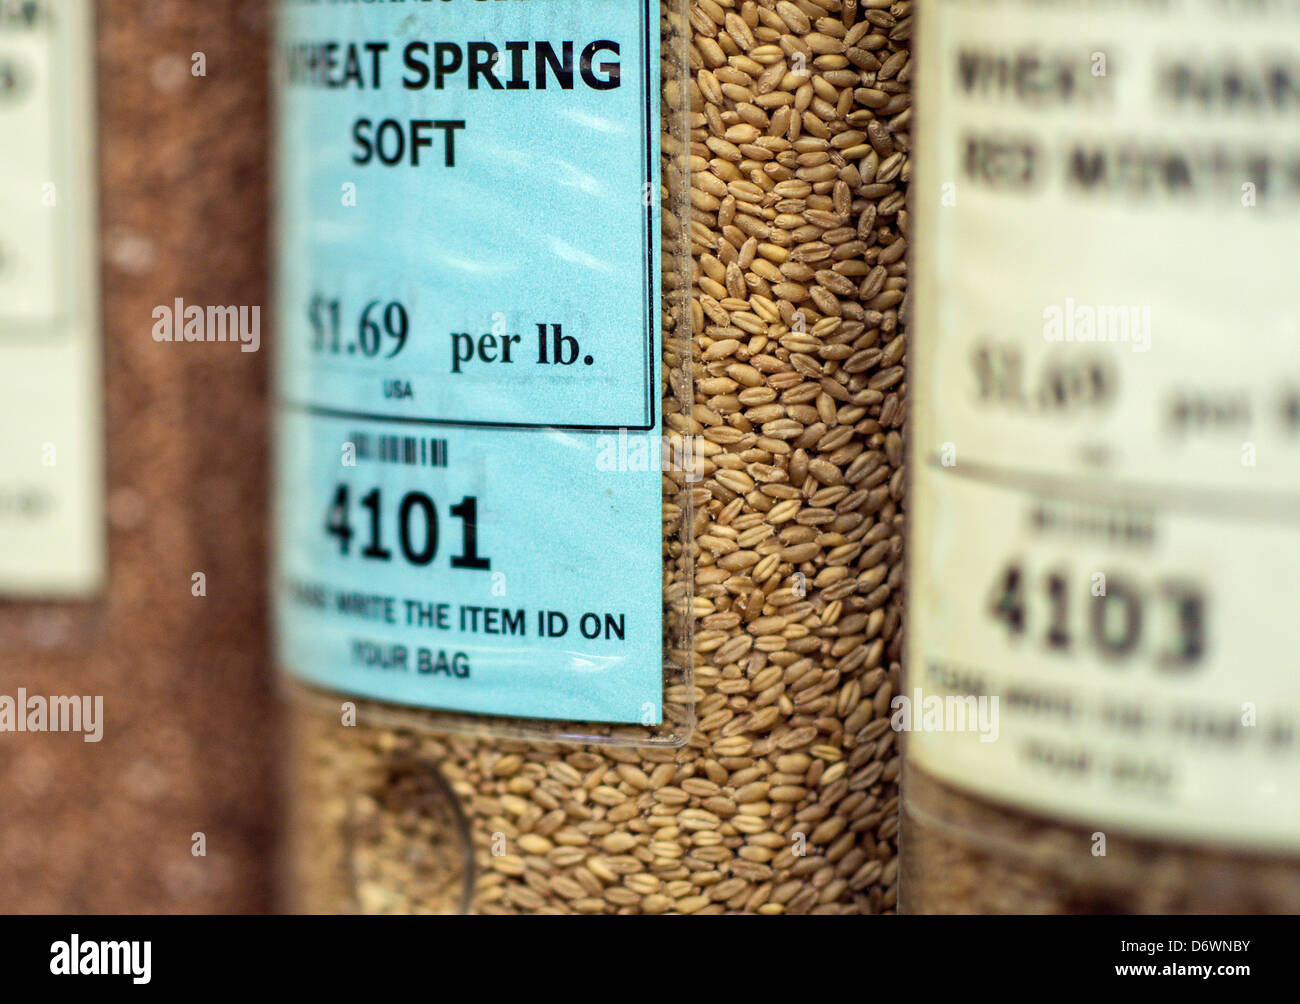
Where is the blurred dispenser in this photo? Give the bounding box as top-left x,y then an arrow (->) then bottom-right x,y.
904,0 -> 1300,912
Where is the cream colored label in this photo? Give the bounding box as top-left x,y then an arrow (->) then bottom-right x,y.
0,0 -> 103,597
910,0 -> 1300,850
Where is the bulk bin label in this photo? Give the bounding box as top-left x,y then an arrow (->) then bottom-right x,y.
910,0 -> 1300,850
0,0 -> 104,598
274,0 -> 664,723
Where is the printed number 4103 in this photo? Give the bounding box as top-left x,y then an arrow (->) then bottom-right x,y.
988,560 -> 1205,669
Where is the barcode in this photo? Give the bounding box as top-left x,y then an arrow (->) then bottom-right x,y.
350,432 -> 448,468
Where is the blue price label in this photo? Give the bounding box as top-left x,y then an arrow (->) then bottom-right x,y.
274,0 -> 664,724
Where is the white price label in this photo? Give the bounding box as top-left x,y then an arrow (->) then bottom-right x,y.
0,0 -> 104,598
910,0 -> 1300,851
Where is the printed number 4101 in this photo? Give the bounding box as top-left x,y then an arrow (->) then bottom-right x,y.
325,484 -> 491,571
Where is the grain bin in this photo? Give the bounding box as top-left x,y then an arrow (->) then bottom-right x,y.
904,0 -> 1300,913
276,0 -> 909,914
